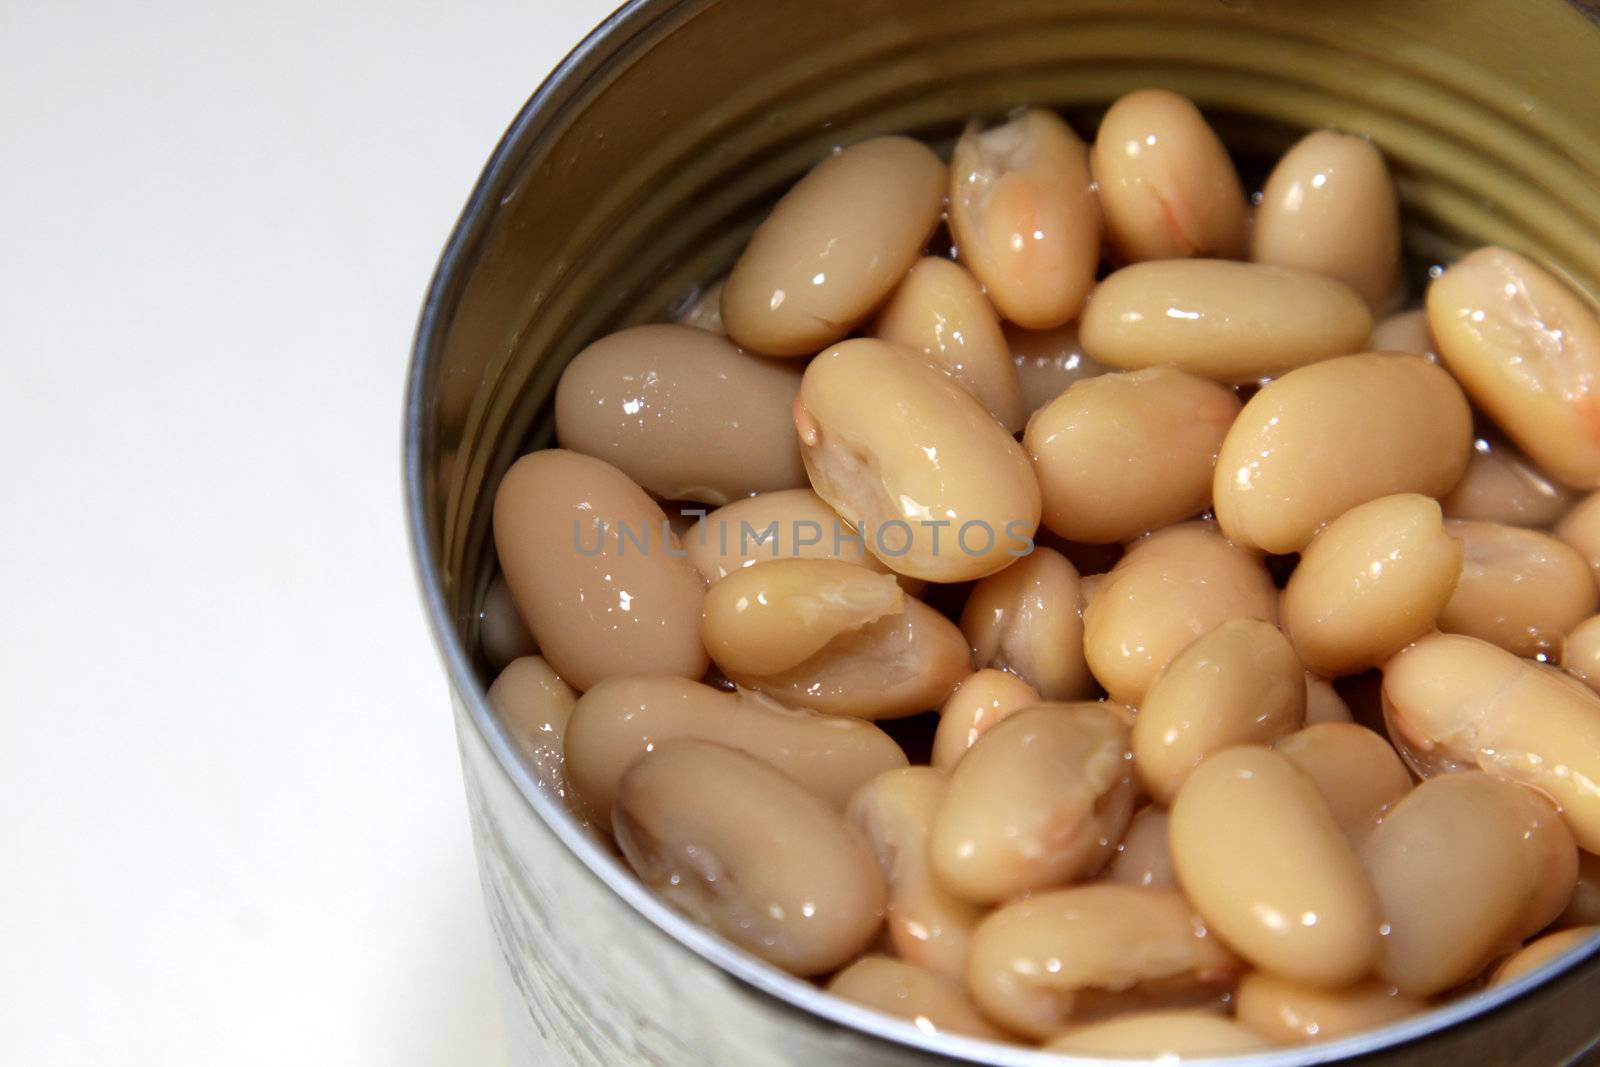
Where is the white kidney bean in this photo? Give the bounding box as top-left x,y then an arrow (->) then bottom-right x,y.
722,136 -> 946,357
1213,354 -> 1473,554
958,546 -> 1093,701
1438,519 -> 1597,658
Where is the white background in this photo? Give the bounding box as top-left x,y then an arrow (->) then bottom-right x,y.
1,2 -> 617,1063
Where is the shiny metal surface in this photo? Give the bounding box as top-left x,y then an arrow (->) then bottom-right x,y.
406,1 -> 1600,1062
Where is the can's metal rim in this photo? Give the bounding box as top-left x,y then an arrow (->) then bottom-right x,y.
402,2 -> 1600,1062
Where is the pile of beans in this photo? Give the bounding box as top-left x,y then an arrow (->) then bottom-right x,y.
483,88 -> 1600,1057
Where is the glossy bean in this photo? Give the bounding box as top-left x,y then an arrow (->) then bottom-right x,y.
846,768 -> 984,979
700,559 -> 903,676
795,338 -> 1041,582
874,257 -> 1026,432
1170,746 -> 1382,988
948,108 -> 1101,329
1359,771 -> 1578,996
1368,308 -> 1436,359
1047,1010 -> 1266,1057
1438,519 -> 1596,658
965,885 -> 1241,1039
725,594 -> 970,720
492,450 -> 708,690
614,740 -> 886,976
1251,130 -> 1402,311
929,668 -> 1041,771
1305,675 -> 1354,725
1234,973 -> 1426,1045
722,136 -> 945,357
1490,927 -> 1600,987
1558,852 -> 1600,928
1428,246 -> 1600,488
1281,494 -> 1464,675
1381,632 -> 1600,851
682,489 -> 905,586
1133,619 -> 1306,805
487,656 -> 579,808
931,703 -> 1135,904
1442,433 -> 1573,528
1555,490 -> 1600,589
825,956 -> 1005,1040
1083,521 -> 1279,705
1079,260 -> 1372,385
1025,366 -> 1240,544
554,324 -> 805,504
1214,354 -> 1473,554
480,572 -> 536,670
958,546 -> 1093,701
1102,806 -> 1176,890
563,675 -> 906,824
1090,88 -> 1248,263
1562,613 -> 1600,694
1273,724 -> 1412,844
1006,321 -> 1106,416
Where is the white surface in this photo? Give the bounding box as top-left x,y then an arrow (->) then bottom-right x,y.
0,2 -> 617,1063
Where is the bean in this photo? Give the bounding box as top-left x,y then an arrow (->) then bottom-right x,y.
1273,724 -> 1413,844
931,703 -> 1135,904
965,884 -> 1241,1039
725,594 -> 969,719
1381,632 -> 1600,851
1089,88 -> 1248,263
846,768 -> 984,979
1251,131 -> 1402,311
1306,675 -> 1354,725
825,956 -> 1005,1040
1558,852 -> 1600,928
613,740 -> 885,976
795,338 -> 1041,582
1438,519 -> 1597,658
873,257 -> 1026,432
958,546 -> 1093,701
1025,366 -> 1240,544
929,668 -> 1040,771
1234,973 -> 1426,1045
1102,806 -> 1176,890
1428,246 -> 1600,488
722,136 -> 945,357
480,572 -> 536,670
1281,494 -> 1464,675
1047,1010 -> 1266,1056
1555,490 -> 1600,588
487,656 -> 579,809
675,278 -> 724,333
492,450 -> 707,690
563,675 -> 906,824
948,108 -> 1101,329
1170,746 -> 1382,988
1006,321 -> 1106,416
1490,927 -> 1600,987
1214,354 -> 1473,554
1083,521 -> 1279,705
700,559 -> 903,676
1442,434 -> 1573,528
1134,619 -> 1306,804
1368,308 -> 1437,359
681,489 -> 908,587
1562,614 -> 1600,694
1359,771 -> 1578,996
1079,260 -> 1372,385
554,324 -> 805,505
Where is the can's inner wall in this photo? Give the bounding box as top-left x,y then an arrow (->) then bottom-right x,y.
410,0 -> 1600,1055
